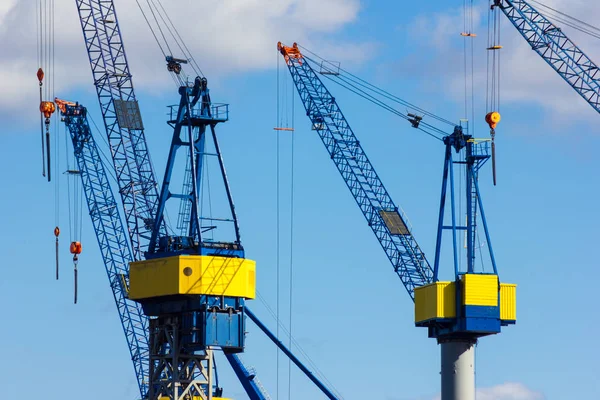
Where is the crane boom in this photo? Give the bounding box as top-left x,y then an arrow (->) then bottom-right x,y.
56,99 -> 150,398
495,0 -> 600,113
277,43 -> 432,299
75,0 -> 166,259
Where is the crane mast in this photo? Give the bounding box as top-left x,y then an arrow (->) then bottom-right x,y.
278,42 -> 516,400
494,0 -> 600,113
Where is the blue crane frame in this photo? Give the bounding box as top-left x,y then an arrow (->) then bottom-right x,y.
277,42 -> 513,340
58,100 -> 339,399
58,100 -> 151,397
68,3 -> 345,394
75,0 -> 166,260
277,44 -> 433,300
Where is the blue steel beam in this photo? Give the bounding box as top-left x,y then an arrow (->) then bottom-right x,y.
496,0 -> 600,114
59,101 -> 150,398
75,0 -> 166,259
245,307 -> 339,400
277,43 -> 432,300
224,353 -> 269,400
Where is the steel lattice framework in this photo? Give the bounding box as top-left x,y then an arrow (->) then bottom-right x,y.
76,0 -> 166,259
280,48 -> 433,299
60,102 -> 150,397
497,0 -> 600,113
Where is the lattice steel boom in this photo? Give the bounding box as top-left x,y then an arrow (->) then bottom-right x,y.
56,99 -> 150,397
277,42 -> 432,299
495,0 -> 600,114
75,0 -> 166,260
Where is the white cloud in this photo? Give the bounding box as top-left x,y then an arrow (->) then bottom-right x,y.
402,1 -> 600,122
0,0 -> 373,122
424,382 -> 544,400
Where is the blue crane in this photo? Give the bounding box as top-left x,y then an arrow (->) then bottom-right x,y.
56,92 -> 340,400
278,42 -> 516,400
494,0 -> 600,113
66,1 -> 343,398
55,98 -> 150,396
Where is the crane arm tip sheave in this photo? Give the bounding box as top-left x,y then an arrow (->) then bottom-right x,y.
278,41 -> 303,64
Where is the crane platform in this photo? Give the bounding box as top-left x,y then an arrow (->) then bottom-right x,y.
167,103 -> 229,125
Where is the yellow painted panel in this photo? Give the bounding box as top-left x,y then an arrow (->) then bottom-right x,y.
462,274 -> 498,306
500,283 -> 517,321
414,281 -> 455,323
129,255 -> 256,300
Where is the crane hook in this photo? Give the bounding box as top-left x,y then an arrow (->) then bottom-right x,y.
485,112 -> 500,186
54,226 -> 60,280
70,241 -> 82,304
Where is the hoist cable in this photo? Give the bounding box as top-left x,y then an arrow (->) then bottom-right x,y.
149,0 -> 201,78
256,291 -> 346,400
299,47 -> 456,126
530,0 -> 600,37
144,0 -> 172,57
287,81 -> 295,400
538,12 -> 600,41
319,72 -> 446,141
470,0 -> 475,136
134,0 -> 166,57
155,0 -> 204,77
275,52 -> 281,399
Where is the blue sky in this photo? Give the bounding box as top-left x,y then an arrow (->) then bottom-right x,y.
0,0 -> 599,399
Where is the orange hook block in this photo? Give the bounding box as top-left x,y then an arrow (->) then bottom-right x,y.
485,111 -> 501,130
40,101 -> 56,119
37,68 -> 45,83
54,226 -> 60,237
70,241 -> 82,255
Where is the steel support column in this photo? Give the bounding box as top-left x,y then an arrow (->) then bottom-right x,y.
440,339 -> 476,400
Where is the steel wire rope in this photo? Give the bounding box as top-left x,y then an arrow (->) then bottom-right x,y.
470,0 -> 475,137
155,0 -> 204,77
144,0 -> 173,57
463,0 -> 469,121
319,72 -> 446,141
300,48 -> 448,123
287,76 -> 295,400
134,0 -> 167,57
299,47 -> 457,127
275,52 -> 281,399
328,65 -> 455,129
300,55 -> 450,138
147,0 -> 201,83
64,122 -> 73,245
148,0 -> 190,63
255,291 -> 345,400
530,0 -> 600,38
537,12 -> 600,41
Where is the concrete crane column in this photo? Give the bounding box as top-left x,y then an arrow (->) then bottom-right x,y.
440,339 -> 476,400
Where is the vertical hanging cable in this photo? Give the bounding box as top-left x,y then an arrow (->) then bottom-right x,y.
461,0 -> 476,137
275,51 -> 281,400
470,0 -> 475,137
287,77 -> 295,400
486,1 -> 502,185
